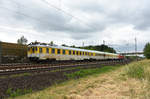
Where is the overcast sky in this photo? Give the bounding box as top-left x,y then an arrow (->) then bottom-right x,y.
0,0 -> 150,52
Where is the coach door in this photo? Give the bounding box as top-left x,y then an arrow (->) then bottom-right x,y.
39,48 -> 43,58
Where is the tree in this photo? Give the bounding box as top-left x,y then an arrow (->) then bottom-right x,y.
79,44 -> 116,53
143,43 -> 150,59
49,41 -> 54,46
17,36 -> 28,45
61,44 -> 68,47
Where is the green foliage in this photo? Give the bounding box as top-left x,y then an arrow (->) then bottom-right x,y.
6,88 -> 32,97
49,41 -> 54,46
144,43 -> 150,59
64,66 -> 120,79
124,61 -> 150,82
61,44 -> 68,47
61,44 -> 116,53
125,65 -> 144,79
79,44 -> 116,53
11,73 -> 31,78
17,36 -> 28,45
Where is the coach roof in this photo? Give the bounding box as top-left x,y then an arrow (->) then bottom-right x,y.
28,44 -> 118,55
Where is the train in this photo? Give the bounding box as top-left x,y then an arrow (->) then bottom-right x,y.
28,43 -> 124,61
0,41 -> 124,64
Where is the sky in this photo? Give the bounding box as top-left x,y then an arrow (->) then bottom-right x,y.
0,0 -> 150,52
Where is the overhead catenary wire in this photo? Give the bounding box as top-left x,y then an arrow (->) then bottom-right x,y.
40,0 -> 97,30
0,6 -> 47,23
2,0 -> 96,31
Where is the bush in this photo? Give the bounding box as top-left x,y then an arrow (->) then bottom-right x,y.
6,88 -> 32,97
144,43 -> 150,59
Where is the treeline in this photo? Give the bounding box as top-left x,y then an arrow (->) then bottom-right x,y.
79,45 -> 116,53
62,44 -> 116,53
144,43 -> 150,59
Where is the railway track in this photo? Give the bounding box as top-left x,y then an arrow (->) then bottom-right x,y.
0,60 -> 129,75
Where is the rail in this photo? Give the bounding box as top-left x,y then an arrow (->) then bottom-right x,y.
0,60 -> 130,75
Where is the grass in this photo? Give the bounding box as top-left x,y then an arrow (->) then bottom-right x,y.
125,64 -> 145,79
0,73 -> 31,79
9,60 -> 150,99
64,65 -> 120,79
8,65 -> 122,99
6,88 -> 32,98
123,59 -> 150,81
10,73 -> 31,78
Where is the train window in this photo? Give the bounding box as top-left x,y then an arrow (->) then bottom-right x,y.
69,50 -> 71,55
35,47 -> 37,51
80,52 -> 82,56
52,48 -> 55,54
63,50 -> 65,55
85,52 -> 87,56
39,48 -> 42,53
73,51 -> 75,55
76,51 -> 78,55
58,49 -> 61,54
86,52 -> 87,56
46,48 -> 49,53
32,48 -> 35,53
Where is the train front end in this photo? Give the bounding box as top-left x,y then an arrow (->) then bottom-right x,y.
27,45 -> 39,61
118,54 -> 124,60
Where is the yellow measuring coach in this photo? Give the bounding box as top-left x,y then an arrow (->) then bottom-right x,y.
28,43 -> 119,61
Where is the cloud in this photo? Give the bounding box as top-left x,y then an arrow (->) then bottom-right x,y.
0,0 -> 103,40
0,0 -> 150,52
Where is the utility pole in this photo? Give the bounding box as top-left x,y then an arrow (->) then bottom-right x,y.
103,40 -> 105,45
135,37 -> 137,57
82,42 -> 84,47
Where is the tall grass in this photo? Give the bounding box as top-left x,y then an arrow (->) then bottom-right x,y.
124,60 -> 150,81
125,64 -> 144,79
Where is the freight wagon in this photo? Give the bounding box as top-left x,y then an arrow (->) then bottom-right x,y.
0,42 -> 27,63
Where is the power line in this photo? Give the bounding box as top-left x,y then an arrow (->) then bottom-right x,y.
0,6 -> 45,23
41,0 -> 96,30
4,0 -> 96,31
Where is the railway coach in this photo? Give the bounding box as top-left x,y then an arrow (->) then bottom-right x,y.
28,43 -> 122,61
